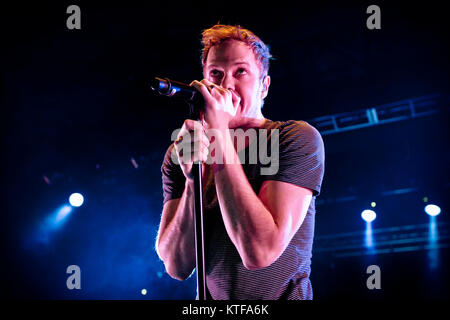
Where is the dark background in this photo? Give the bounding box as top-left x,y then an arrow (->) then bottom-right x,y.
1,1 -> 449,300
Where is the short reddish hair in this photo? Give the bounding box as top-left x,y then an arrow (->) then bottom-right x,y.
201,24 -> 272,78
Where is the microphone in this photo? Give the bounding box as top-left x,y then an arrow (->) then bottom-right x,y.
150,77 -> 204,106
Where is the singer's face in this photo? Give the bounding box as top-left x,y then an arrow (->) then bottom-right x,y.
203,39 -> 269,121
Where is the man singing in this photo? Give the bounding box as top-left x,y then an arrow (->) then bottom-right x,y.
156,24 -> 325,300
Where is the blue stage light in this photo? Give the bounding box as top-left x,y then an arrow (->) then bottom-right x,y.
361,209 -> 376,222
55,205 -> 73,224
425,204 -> 441,217
365,221 -> 374,248
69,193 -> 84,207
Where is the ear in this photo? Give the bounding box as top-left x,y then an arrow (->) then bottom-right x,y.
261,75 -> 271,100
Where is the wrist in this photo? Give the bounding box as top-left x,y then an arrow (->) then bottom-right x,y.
210,129 -> 241,174
185,177 -> 195,189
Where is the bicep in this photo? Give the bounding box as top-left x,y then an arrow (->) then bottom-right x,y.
258,180 -> 312,248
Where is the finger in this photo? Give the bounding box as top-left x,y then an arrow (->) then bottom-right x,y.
192,137 -> 210,154
175,139 -> 206,161
209,85 -> 228,97
178,119 -> 202,140
174,135 -> 183,145
176,127 -> 207,147
192,120 -> 205,144
190,80 -> 212,99
179,119 -> 197,134
201,146 -> 209,163
189,132 -> 208,149
187,143 -> 208,163
177,129 -> 208,151
174,121 -> 203,161
200,79 -> 215,87
176,143 -> 202,164
201,79 -> 227,95
200,79 -> 228,97
230,90 -> 241,106
193,152 -> 208,163
203,131 -> 210,147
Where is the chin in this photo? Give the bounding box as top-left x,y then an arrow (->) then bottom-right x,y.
241,109 -> 257,119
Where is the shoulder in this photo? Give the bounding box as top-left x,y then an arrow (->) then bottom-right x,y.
163,142 -> 176,159
264,119 -> 323,146
260,120 -> 325,196
161,142 -> 178,173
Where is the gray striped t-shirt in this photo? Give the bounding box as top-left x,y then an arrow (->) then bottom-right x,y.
161,119 -> 325,300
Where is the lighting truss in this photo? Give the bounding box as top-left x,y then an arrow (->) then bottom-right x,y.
307,93 -> 446,136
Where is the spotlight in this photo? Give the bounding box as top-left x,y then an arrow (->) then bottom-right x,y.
141,289 -> 147,295
365,221 -> 374,248
425,204 -> 441,217
55,205 -> 73,224
362,209 -> 376,248
361,209 -> 376,223
69,193 -> 84,207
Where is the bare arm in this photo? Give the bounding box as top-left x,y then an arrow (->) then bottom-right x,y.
156,180 -> 196,280
156,120 -> 209,281
213,129 -> 312,270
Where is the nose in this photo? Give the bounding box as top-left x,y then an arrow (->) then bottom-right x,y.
221,73 -> 234,91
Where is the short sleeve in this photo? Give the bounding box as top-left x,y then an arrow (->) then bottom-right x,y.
264,121 -> 325,196
161,143 -> 186,204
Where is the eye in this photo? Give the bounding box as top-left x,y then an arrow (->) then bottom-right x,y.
236,68 -> 247,75
210,69 -> 222,78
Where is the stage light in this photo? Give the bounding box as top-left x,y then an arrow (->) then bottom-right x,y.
55,205 -> 73,224
425,211 -> 441,270
69,193 -> 84,207
141,289 -> 147,295
361,209 -> 376,222
31,200 -> 78,246
362,210 -> 376,249
425,204 -> 441,217
365,222 -> 374,248
371,202 -> 376,208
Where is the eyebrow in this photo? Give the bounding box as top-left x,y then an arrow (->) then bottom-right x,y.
206,61 -> 251,68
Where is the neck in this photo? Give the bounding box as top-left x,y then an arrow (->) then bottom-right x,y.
229,117 -> 267,129
229,108 -> 267,129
